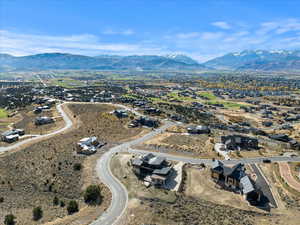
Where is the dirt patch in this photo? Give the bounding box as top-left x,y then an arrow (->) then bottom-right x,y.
138,132 -> 219,158
279,162 -> 300,192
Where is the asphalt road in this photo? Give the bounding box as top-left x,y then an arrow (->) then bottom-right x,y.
90,122 -> 175,225
128,149 -> 300,165
0,103 -> 72,153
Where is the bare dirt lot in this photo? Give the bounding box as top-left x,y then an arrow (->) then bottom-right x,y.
137,128 -> 220,158
0,103 -> 145,225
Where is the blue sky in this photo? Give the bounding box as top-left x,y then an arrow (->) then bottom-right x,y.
1,0 -> 300,61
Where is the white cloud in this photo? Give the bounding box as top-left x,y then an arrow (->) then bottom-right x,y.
211,21 -> 231,29
257,19 -> 300,35
0,30 -> 162,56
102,28 -> 134,35
200,32 -> 224,40
176,32 -> 200,39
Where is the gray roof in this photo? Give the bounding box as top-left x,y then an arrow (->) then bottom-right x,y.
240,175 -> 255,194
131,158 -> 143,166
211,160 -> 223,169
148,156 -> 165,166
153,167 -> 172,175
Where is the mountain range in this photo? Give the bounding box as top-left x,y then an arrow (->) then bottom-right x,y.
203,50 -> 300,71
1,50 -> 300,72
0,53 -> 205,72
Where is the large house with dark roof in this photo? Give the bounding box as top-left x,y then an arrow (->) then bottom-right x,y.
131,153 -> 173,187
211,160 -> 261,204
221,135 -> 259,150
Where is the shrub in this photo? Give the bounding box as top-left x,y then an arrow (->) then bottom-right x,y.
32,206 -> 43,221
67,200 -> 79,215
53,196 -> 59,206
0,196 -> 4,203
4,214 -> 16,225
60,200 -> 65,207
73,163 -> 82,171
84,185 -> 102,205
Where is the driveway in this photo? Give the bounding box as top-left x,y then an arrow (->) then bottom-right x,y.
251,164 -> 277,208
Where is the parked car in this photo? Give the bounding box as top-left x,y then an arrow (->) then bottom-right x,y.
263,159 -> 271,163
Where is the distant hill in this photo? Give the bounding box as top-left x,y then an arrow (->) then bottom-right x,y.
203,50 -> 300,71
165,54 -> 199,65
0,53 -> 206,71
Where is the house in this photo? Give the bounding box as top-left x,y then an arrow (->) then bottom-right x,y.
221,135 -> 259,150
289,139 -> 300,150
113,109 -> 128,118
3,134 -> 19,143
131,153 -> 173,187
281,124 -> 293,130
249,128 -> 267,136
76,136 -> 105,155
33,105 -> 50,114
35,117 -> 54,125
1,129 -> 25,143
34,107 -> 43,114
211,160 -> 261,204
269,134 -> 290,142
144,107 -> 161,115
262,121 -> 273,127
130,116 -> 159,128
187,125 -> 211,134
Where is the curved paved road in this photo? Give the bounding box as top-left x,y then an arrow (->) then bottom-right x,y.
90,122 -> 174,225
0,103 -> 73,153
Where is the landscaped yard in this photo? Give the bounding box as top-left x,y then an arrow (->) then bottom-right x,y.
197,91 -> 217,100
0,108 -> 8,118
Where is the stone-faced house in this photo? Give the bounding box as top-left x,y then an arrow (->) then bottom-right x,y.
35,116 -> 54,126
130,116 -> 159,128
221,135 -> 259,150
131,153 -> 172,187
187,125 -> 211,134
113,109 -> 128,118
211,160 -> 261,204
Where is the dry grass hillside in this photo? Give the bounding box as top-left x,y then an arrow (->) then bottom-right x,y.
0,103 -> 144,225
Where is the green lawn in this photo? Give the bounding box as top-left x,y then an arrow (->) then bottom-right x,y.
205,100 -> 246,109
50,78 -> 85,88
167,92 -> 195,102
0,108 -> 8,118
197,91 -> 217,100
